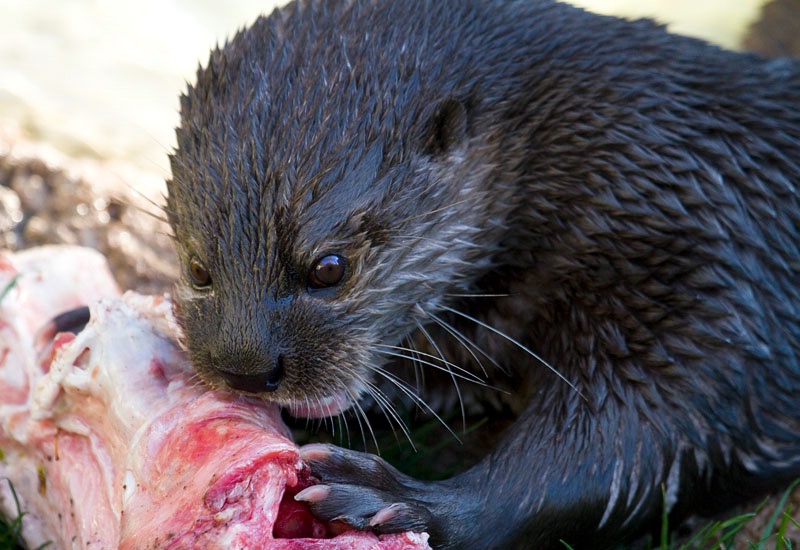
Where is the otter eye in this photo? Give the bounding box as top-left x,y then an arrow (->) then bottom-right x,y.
188,256 -> 212,288
308,254 -> 346,289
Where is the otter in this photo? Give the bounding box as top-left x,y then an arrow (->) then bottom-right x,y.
164,0 -> 800,548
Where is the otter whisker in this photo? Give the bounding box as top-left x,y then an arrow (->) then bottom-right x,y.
334,371 -> 381,450
400,335 -> 426,395
184,371 -> 206,389
324,397 -> 352,442
425,311 -> 500,377
416,321 -> 468,432
309,395 -> 331,434
375,343 -> 461,369
336,409 -> 351,448
373,346 -> 487,385
338,364 -> 401,438
368,365 -> 460,443
311,393 -> 339,436
127,201 -> 171,225
346,387 -> 382,452
443,292 -> 510,299
440,305 -> 586,400
362,377 -> 415,450
374,342 -> 486,381
107,179 -> 172,225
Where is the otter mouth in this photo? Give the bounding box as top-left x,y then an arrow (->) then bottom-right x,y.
286,390 -> 352,419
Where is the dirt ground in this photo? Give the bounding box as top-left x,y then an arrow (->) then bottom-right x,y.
0,124 -> 175,294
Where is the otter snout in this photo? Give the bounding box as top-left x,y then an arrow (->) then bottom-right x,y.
206,330 -> 287,394
217,359 -> 285,393
181,294 -> 297,394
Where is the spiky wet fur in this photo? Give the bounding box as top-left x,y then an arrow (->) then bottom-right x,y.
165,0 -> 800,548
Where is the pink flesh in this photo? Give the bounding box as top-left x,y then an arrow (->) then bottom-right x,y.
0,245 -> 430,550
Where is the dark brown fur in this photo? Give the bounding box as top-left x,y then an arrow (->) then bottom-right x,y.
166,1 -> 800,548
745,0 -> 800,58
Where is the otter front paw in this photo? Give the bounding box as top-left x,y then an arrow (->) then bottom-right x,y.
296,443 -> 437,536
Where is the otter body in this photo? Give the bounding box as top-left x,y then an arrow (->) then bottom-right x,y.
166,1 -> 800,548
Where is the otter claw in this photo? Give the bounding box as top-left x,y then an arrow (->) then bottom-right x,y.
294,484 -> 330,503
298,443 -> 333,462
299,444 -> 437,537
369,503 -> 403,527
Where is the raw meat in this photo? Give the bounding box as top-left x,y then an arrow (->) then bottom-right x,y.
0,245 -> 430,550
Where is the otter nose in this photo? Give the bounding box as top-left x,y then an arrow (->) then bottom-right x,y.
218,358 -> 284,393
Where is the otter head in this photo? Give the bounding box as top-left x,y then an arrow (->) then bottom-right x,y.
165,4 -> 504,418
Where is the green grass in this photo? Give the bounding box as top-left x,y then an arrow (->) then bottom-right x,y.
662,478 -> 799,550
0,276 -> 19,305
2,274 -> 37,550
1,477 -> 52,550
0,479 -> 25,550
560,480 -> 800,550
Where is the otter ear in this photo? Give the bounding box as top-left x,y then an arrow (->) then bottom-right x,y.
419,97 -> 468,156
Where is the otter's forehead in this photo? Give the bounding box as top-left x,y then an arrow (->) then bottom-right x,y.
168,0 -> 574,211
168,3 -> 467,262
166,0 -> 544,279
169,0 -> 531,171
178,4 -> 431,168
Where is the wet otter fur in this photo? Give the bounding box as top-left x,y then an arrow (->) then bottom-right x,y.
165,0 -> 800,548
